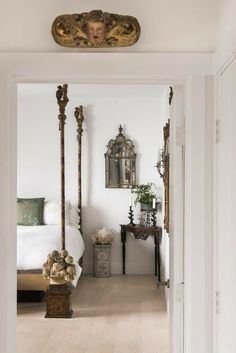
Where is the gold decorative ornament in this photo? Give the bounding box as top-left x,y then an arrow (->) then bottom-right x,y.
51,10 -> 141,48
42,250 -> 76,285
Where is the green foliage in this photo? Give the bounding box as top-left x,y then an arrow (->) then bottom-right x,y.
132,183 -> 157,205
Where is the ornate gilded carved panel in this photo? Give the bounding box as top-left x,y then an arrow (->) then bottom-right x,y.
52,10 -> 141,48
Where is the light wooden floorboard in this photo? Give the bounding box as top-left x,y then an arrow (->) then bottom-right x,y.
17,275 -> 169,353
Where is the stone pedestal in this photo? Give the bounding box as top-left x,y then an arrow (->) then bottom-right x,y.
45,283 -> 73,318
94,244 -> 111,278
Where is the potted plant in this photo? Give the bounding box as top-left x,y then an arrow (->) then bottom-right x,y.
91,227 -> 114,278
132,183 -> 158,211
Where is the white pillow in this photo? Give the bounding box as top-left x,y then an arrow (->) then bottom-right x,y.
69,205 -> 80,228
43,200 -> 71,225
43,201 -> 80,228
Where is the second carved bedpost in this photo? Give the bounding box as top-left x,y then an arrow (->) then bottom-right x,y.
74,106 -> 84,233
56,84 -> 69,250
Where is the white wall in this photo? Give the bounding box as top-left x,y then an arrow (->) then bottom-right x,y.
0,0 -> 217,53
17,83 -> 166,274
214,0 -> 236,71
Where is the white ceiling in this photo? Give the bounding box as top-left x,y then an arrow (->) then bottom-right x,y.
17,84 -> 166,99
0,0 -> 219,52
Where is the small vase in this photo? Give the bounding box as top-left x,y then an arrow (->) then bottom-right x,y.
138,210 -> 152,227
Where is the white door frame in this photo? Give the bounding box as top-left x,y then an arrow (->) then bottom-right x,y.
184,75 -> 214,353
0,52 -> 213,353
213,54 -> 236,353
12,77 -> 185,353
169,85 -> 185,353
213,69 -> 221,353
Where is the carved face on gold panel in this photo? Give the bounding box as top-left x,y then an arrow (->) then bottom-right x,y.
52,10 -> 141,48
87,20 -> 106,44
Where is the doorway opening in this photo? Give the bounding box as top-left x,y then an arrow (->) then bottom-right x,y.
15,81 -> 185,353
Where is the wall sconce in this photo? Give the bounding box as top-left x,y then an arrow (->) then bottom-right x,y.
155,148 -> 164,178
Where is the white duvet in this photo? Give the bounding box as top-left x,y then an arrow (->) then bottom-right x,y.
17,225 -> 85,286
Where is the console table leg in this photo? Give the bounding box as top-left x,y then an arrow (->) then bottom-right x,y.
157,239 -> 161,281
121,226 -> 126,275
154,236 -> 157,276
122,242 -> 126,274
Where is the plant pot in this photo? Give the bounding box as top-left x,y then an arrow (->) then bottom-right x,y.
93,244 -> 111,278
140,202 -> 154,211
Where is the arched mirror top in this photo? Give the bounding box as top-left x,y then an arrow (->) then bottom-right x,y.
106,125 -> 135,158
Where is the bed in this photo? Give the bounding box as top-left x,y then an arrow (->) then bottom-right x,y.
17,221 -> 85,291
17,86 -> 84,295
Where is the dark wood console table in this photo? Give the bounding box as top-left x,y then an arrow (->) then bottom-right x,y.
120,224 -> 162,280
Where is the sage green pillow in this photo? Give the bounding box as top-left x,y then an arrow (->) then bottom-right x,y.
17,198 -> 45,226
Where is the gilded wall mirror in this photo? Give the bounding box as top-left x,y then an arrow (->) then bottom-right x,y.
105,125 -> 136,188
155,120 -> 169,232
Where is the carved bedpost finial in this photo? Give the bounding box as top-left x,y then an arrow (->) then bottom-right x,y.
56,84 -> 69,113
119,124 -> 123,134
56,84 -> 69,130
74,105 -> 84,138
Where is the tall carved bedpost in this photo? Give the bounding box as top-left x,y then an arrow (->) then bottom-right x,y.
56,84 -> 69,250
74,106 -> 84,232
43,84 -> 75,319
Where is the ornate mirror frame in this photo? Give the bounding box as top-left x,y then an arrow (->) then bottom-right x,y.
105,125 -> 136,188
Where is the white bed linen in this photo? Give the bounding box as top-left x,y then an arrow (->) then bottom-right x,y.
17,225 -> 85,286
